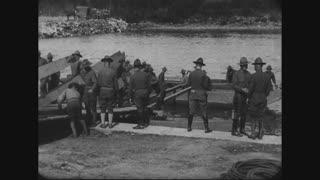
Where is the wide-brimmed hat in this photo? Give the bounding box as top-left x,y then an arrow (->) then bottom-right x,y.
162,67 -> 167,71
266,65 -> 272,70
227,65 -> 233,70
72,50 -> 82,57
181,69 -> 186,73
193,57 -> 206,66
80,59 -> 92,68
47,53 -> 53,59
252,57 -> 266,65
133,59 -> 141,67
101,55 -> 113,62
238,57 -> 249,66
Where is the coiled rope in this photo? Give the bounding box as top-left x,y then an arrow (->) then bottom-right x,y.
220,158 -> 281,179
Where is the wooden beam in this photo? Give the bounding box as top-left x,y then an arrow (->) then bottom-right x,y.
39,55 -> 73,79
38,51 -> 124,109
147,87 -> 191,108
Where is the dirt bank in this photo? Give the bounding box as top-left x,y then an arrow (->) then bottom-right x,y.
39,130 -> 281,179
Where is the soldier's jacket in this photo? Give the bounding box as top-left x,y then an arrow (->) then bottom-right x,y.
80,68 -> 98,91
232,69 -> 251,95
187,69 -> 212,101
97,66 -> 118,91
226,69 -> 236,83
248,70 -> 271,106
129,70 -> 151,99
158,72 -> 166,91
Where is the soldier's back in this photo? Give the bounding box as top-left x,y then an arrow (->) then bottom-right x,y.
98,67 -> 116,88
250,71 -> 269,93
189,69 -> 206,90
131,71 -> 149,89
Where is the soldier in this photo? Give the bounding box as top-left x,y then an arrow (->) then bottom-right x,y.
180,69 -> 189,87
39,51 -> 48,97
80,59 -> 98,127
231,57 -> 251,137
247,58 -> 271,140
155,67 -> 167,110
70,50 -> 83,77
58,82 -> 88,138
97,56 -> 119,128
265,65 -> 278,90
129,59 -> 152,129
186,58 -> 212,133
47,53 -> 61,91
226,65 -> 236,83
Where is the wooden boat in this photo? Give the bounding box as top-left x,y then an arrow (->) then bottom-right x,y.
39,54 -> 75,80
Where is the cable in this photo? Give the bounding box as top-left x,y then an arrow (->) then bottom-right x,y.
220,158 -> 281,179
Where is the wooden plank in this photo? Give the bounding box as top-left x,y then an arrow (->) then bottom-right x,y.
38,51 -> 124,109
148,87 -> 191,108
39,55 -> 72,79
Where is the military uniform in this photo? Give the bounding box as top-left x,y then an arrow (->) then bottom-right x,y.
80,60 -> 98,125
156,67 -> 167,109
70,51 -> 83,77
187,58 -> 212,133
97,65 -> 118,113
129,59 -> 151,129
226,66 -> 236,83
47,53 -> 61,91
248,58 -> 271,140
265,69 -> 276,91
57,83 -> 88,137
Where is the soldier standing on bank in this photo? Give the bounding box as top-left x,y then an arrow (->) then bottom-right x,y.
226,65 -> 236,83
231,57 -> 251,137
129,59 -> 152,129
47,53 -> 61,91
265,65 -> 278,90
155,67 -> 167,110
80,59 -> 98,127
186,58 -> 212,133
247,58 -> 272,140
97,56 -> 119,128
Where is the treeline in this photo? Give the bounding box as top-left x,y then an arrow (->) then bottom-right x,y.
39,0 -> 281,23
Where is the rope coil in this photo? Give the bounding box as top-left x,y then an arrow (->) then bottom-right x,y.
220,158 -> 281,179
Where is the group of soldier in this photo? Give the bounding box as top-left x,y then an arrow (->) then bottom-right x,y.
226,57 -> 277,140
39,50 -> 277,140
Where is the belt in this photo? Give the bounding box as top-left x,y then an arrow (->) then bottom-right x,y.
67,98 -> 79,102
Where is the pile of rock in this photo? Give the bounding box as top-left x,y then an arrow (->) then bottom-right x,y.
39,17 -> 128,39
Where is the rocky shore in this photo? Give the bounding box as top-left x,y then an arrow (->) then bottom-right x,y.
39,14 -> 281,39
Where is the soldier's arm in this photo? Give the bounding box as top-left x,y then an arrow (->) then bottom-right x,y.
114,73 -> 119,92
271,73 -> 276,85
231,72 -> 243,93
247,76 -> 254,99
265,75 -> 272,97
91,71 -> 98,92
57,90 -> 66,110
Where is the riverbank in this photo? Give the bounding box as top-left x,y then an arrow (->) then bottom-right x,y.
39,15 -> 281,39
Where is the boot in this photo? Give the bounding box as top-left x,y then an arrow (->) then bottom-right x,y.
239,116 -> 248,136
257,121 -> 264,140
203,116 -> 212,133
133,111 -> 145,129
248,120 -> 257,139
144,109 -> 150,127
187,115 -> 193,132
231,119 -> 242,137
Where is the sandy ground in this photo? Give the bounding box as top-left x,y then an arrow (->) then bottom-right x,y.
39,130 -> 281,179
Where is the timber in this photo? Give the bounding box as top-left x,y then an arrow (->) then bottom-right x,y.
38,51 -> 125,109
39,55 -> 73,79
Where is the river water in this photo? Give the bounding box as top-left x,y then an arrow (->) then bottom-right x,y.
39,32 -> 281,83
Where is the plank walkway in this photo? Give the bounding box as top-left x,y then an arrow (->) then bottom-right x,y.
92,123 -> 282,145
